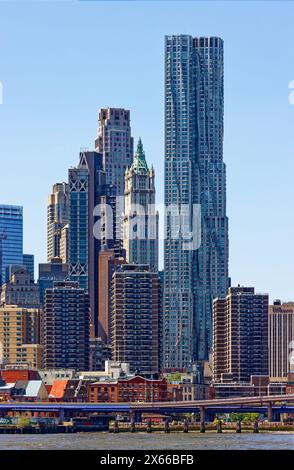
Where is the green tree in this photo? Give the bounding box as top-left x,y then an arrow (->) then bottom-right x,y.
229,413 -> 259,423
17,416 -> 32,429
166,372 -> 182,383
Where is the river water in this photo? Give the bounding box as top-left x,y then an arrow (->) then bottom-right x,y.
0,432 -> 293,450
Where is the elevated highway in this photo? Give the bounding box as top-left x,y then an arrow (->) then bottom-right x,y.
0,394 -> 293,422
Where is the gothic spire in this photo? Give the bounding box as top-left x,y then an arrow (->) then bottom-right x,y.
131,138 -> 149,174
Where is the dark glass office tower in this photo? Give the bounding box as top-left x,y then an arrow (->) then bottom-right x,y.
68,151 -> 106,337
23,254 -> 34,281
0,205 -> 23,286
164,35 -> 229,367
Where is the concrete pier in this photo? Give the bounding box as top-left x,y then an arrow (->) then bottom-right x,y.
200,406 -> 205,424
146,420 -> 152,433
217,419 -> 223,433
253,419 -> 259,433
129,412 -> 136,432
114,420 -> 119,433
267,402 -> 273,423
164,419 -> 170,434
183,419 -> 189,433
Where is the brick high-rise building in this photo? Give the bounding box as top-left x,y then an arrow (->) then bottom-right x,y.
111,264 -> 162,374
269,300 -> 294,381
98,245 -> 126,345
43,281 -> 89,370
0,305 -> 42,368
213,286 -> 269,383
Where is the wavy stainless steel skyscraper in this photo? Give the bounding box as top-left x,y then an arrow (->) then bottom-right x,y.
164,35 -> 229,367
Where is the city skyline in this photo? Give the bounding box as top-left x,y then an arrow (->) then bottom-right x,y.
0,1 -> 294,302
0,2 -> 293,456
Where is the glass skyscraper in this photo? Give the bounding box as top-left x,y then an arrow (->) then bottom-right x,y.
164,35 -> 229,367
68,151 -> 106,338
68,157 -> 89,293
23,254 -> 35,281
0,205 -> 23,285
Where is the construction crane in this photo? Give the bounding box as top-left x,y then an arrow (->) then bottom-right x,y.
0,230 -> 7,286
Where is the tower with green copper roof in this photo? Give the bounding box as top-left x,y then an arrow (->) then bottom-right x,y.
131,137 -> 149,175
123,138 -> 158,272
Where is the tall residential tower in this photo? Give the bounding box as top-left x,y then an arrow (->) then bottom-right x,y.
43,281 -> 89,370
111,264 -> 162,374
269,300 -> 294,381
213,287 -> 269,383
164,35 -> 229,367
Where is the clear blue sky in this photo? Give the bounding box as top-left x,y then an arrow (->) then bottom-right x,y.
0,1 -> 293,302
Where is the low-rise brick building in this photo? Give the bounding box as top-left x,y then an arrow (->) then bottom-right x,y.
88,380 -> 118,403
0,368 -> 41,383
88,376 -> 167,403
117,376 -> 167,403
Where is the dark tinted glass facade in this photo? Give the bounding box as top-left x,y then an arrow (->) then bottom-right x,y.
0,205 -> 23,285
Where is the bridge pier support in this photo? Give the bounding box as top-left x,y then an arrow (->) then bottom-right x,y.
129,412 -> 136,432
267,402 -> 273,423
200,421 -> 205,433
183,419 -> 189,433
164,418 -> 170,434
199,406 -> 205,424
146,420 -> 152,433
217,419 -> 222,433
200,406 -> 205,432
